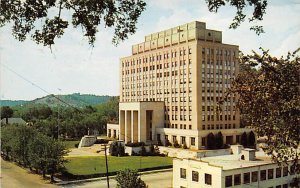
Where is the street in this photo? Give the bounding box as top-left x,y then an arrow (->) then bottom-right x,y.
1,158 -> 57,188
63,171 -> 173,188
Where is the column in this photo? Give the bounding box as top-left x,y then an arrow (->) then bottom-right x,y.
119,110 -> 125,140
125,110 -> 132,143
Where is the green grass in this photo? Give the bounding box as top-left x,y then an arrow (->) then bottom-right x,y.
64,156 -> 173,175
63,140 -> 80,149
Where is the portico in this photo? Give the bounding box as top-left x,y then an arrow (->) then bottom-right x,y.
119,102 -> 164,144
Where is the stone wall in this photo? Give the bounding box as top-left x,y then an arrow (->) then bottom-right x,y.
125,146 -> 151,156
78,135 -> 97,148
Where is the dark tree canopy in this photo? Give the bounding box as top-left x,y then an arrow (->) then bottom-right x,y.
116,169 -> 147,188
240,132 -> 248,147
205,0 -> 268,35
248,131 -> 255,147
207,132 -> 216,150
227,48 -> 300,170
0,0 -> 146,47
1,106 -> 14,119
215,131 -> 224,149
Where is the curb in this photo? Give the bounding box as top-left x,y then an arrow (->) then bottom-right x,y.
55,168 -> 172,186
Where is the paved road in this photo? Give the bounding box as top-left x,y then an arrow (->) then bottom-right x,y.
63,171 -> 173,188
1,158 -> 57,188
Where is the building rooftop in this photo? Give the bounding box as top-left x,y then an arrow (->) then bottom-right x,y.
200,148 -> 273,170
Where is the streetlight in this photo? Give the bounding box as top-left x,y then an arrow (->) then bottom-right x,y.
102,144 -> 110,188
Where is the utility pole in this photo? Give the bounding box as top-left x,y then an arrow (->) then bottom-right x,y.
104,144 -> 110,188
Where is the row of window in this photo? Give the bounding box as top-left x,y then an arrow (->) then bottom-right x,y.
164,124 -> 192,130
202,48 -> 236,56
179,166 -> 294,187
164,136 -> 195,146
122,48 -> 192,67
180,168 -> 212,185
202,123 -> 237,130
202,114 -> 236,121
225,166 -> 290,187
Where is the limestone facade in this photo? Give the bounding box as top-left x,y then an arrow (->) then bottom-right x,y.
109,21 -> 251,149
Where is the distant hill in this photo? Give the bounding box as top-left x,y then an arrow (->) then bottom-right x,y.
1,93 -> 112,108
0,100 -> 29,106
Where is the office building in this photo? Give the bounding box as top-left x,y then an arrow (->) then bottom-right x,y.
109,21 -> 250,149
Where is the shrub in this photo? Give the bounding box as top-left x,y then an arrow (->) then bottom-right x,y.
140,145 -> 147,156
241,132 -> 248,147
164,139 -> 171,147
182,143 -> 188,149
215,131 -> 224,149
110,143 -> 118,156
116,169 -> 147,188
126,142 -> 146,147
117,143 -> 125,157
173,140 -> 180,148
149,144 -> 155,155
248,131 -> 256,147
207,132 -> 215,149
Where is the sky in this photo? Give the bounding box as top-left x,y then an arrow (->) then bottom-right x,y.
1,0 -> 299,100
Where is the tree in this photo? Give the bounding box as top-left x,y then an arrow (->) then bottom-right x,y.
227,48 -> 300,171
1,106 -> 14,124
207,132 -> 215,149
115,169 -> 147,188
0,0 -> 146,47
241,132 -> 248,147
205,0 -> 268,35
215,131 -> 224,149
248,131 -> 256,147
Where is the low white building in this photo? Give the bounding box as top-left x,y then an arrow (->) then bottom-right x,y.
173,146 -> 299,188
107,123 -> 119,139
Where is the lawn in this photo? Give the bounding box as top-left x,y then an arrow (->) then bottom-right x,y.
64,156 -> 173,175
63,140 -> 80,149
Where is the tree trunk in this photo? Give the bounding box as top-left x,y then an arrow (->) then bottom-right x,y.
43,170 -> 46,178
6,117 -> 8,124
50,173 -> 54,182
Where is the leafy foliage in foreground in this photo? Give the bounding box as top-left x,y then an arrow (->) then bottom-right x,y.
1,124 -> 67,182
116,169 -> 147,188
205,0 -> 268,35
226,48 -> 300,172
0,0 -> 146,47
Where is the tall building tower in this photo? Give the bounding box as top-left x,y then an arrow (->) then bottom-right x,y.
117,21 -> 249,149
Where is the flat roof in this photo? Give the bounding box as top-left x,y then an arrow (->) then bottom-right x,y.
198,150 -> 274,170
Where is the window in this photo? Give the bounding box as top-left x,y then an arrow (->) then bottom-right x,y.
243,172 -> 250,184
190,137 -> 195,146
252,171 -> 258,182
181,136 -> 186,145
276,186 -> 281,188
260,170 -> 266,181
276,167 -> 282,178
205,173 -> 212,185
268,169 -> 274,179
180,168 -> 186,179
234,174 -> 241,185
192,171 -> 199,182
173,136 -> 177,143
225,175 -> 232,187
283,166 -> 288,176
283,184 -> 288,188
